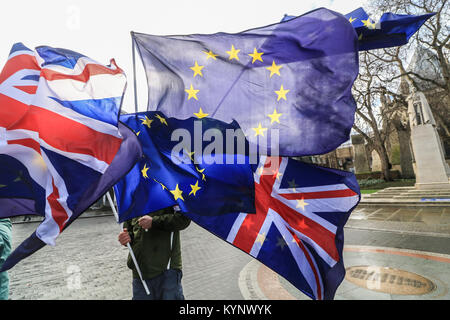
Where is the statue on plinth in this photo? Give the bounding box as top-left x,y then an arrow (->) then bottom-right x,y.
407,89 -> 450,189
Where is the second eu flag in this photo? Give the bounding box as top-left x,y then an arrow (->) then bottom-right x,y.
114,111 -> 255,222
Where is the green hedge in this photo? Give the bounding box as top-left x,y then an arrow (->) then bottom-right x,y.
355,170 -> 401,180
357,178 -> 416,190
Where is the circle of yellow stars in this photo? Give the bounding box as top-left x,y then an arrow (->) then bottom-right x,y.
184,44 -> 289,140
184,15 -> 379,138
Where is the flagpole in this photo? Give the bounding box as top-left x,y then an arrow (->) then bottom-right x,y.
106,191 -> 150,296
131,31 -> 139,114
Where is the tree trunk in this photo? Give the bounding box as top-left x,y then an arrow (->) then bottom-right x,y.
376,145 -> 393,181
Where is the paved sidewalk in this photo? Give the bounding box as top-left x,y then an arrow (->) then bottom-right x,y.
7,214 -> 252,300
241,205 -> 450,300
5,204 -> 450,300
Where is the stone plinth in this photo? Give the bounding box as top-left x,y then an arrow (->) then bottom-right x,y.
407,91 -> 450,190
411,125 -> 450,189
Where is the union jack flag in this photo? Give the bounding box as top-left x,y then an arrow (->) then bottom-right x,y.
186,156 -> 360,300
0,43 -> 141,271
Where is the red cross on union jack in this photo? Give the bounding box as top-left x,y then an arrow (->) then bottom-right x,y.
226,156 -> 359,300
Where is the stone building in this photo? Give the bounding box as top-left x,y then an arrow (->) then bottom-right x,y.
300,141 -> 355,172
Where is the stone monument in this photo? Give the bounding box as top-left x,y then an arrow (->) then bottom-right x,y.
407,90 -> 450,189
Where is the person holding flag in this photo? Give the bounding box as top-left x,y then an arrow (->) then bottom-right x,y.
118,206 -> 191,300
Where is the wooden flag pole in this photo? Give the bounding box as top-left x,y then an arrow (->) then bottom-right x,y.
106,191 -> 150,296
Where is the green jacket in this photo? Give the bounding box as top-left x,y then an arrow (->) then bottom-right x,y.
0,218 -> 12,300
123,206 -> 191,280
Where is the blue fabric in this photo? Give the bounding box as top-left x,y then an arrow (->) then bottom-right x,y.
284,7 -> 435,51
0,154 -> 47,216
114,111 -> 255,222
35,46 -> 85,69
345,7 -> 435,51
133,8 -> 359,156
9,42 -> 33,55
185,157 -> 361,300
49,97 -> 122,127
0,124 -> 142,272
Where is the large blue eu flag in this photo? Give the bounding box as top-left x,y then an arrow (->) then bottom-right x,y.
132,8 -> 359,157
114,111 -> 255,222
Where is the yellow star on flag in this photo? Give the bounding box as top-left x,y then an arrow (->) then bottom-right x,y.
156,114 -> 168,126
248,48 -> 264,63
135,131 -> 140,137
348,17 -> 356,23
255,232 -> 266,245
189,180 -> 201,196
288,178 -> 297,191
141,163 -> 150,179
226,45 -> 240,61
276,236 -> 287,250
296,198 -> 309,211
258,166 -> 264,176
185,84 -> 199,100
194,107 -> 209,119
196,167 -> 206,181
275,85 -> 290,101
183,149 -> 195,161
274,171 -> 282,181
32,155 -> 47,170
267,108 -> 282,124
153,179 -> 167,190
252,123 -> 268,137
140,116 -> 153,128
266,60 -> 282,77
362,18 -> 376,29
190,61 -> 204,77
170,184 -> 184,201
203,50 -> 218,60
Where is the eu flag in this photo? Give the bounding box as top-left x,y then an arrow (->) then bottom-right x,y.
132,8 -> 359,156
114,111 -> 255,222
284,7 -> 435,51
345,7 -> 435,51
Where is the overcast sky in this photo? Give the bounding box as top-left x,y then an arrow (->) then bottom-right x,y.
0,0 -> 367,113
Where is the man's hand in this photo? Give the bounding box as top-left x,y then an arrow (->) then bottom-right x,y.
138,215 -> 153,231
118,228 -> 131,246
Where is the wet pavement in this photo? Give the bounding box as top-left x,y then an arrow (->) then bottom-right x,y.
4,204 -> 450,300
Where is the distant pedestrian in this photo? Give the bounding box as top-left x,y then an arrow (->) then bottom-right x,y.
118,205 -> 191,300
22,215 -> 31,222
0,218 -> 12,300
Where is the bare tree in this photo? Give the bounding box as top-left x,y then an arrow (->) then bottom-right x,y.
367,0 -> 449,150
352,0 -> 449,180
352,52 -> 397,181
372,0 -> 449,91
